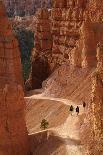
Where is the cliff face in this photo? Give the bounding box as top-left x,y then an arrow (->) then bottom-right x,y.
86,72 -> 103,155
25,8 -> 52,90
51,0 -> 87,68
93,44 -> 103,140
34,8 -> 52,57
4,0 -> 51,17
0,1 -> 29,154
81,16 -> 97,68
81,45 -> 103,155
0,1 -> 23,87
87,0 -> 103,22
28,0 -> 103,90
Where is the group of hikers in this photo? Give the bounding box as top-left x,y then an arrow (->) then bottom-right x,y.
69,101 -> 86,115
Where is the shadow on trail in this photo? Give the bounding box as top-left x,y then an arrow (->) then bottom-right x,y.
60,136 -> 82,146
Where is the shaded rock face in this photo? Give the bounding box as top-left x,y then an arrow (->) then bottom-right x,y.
0,84 -> 29,155
4,0 -> 51,17
0,1 -> 29,154
31,56 -> 50,89
29,130 -> 66,155
26,8 -> 52,90
0,1 -> 23,87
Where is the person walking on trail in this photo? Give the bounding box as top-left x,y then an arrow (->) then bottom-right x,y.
76,106 -> 79,115
83,101 -> 86,109
70,105 -> 74,115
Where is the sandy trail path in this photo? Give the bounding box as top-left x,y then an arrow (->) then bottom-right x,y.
26,94 -> 84,155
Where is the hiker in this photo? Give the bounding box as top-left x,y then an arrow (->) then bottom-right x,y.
83,101 -> 86,109
76,106 -> 79,115
70,105 -> 74,115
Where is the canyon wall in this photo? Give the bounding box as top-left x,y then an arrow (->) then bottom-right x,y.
81,16 -> 97,68
93,44 -> 103,141
0,1 -> 23,87
87,0 -> 103,22
82,44 -> 103,155
26,8 -> 52,90
51,0 -> 86,68
0,1 -> 29,154
29,0 -> 103,90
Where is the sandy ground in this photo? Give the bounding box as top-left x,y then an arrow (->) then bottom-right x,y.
25,93 -> 85,155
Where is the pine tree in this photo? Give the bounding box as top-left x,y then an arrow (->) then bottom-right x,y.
40,119 -> 49,130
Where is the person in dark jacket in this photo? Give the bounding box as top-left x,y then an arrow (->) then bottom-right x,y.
69,105 -> 74,115
83,101 -> 86,109
76,106 -> 79,115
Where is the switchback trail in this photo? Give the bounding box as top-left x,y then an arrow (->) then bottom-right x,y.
26,93 -> 85,155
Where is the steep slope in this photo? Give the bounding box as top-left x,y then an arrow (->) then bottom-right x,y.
29,130 -> 67,155
25,98 -> 69,133
25,92 -> 86,154
43,65 -> 93,103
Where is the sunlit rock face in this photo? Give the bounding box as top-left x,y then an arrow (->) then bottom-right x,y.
51,0 -> 87,68
81,16 -> 97,68
87,0 -> 103,22
0,1 -> 29,154
89,71 -> 103,155
3,0 -> 51,17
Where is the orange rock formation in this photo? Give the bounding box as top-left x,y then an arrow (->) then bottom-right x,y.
0,1 -> 29,154
0,1 -> 23,87
81,16 -> 96,68
35,8 -> 52,56
27,8 -> 52,89
93,44 -> 103,139
51,0 -> 86,67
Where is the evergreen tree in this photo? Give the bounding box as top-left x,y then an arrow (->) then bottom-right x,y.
40,119 -> 49,130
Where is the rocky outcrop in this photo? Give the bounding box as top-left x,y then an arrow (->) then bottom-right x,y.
26,8 -> 52,89
51,0 -> 87,68
91,73 -> 103,139
0,84 -> 29,155
0,1 -> 23,87
82,45 -> 103,155
35,8 -> 52,56
87,0 -> 103,22
81,16 -> 97,68
4,0 -> 51,17
0,1 -> 29,154
88,71 -> 103,155
97,43 -> 103,78
30,55 -> 50,89
27,0 -> 103,90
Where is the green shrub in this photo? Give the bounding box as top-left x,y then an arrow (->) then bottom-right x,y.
14,28 -> 34,81
40,119 -> 49,130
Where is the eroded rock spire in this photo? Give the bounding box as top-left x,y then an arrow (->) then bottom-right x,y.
0,1 -> 29,154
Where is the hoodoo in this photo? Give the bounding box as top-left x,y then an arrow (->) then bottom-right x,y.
0,1 -> 23,87
81,15 -> 96,68
0,1 -> 29,154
